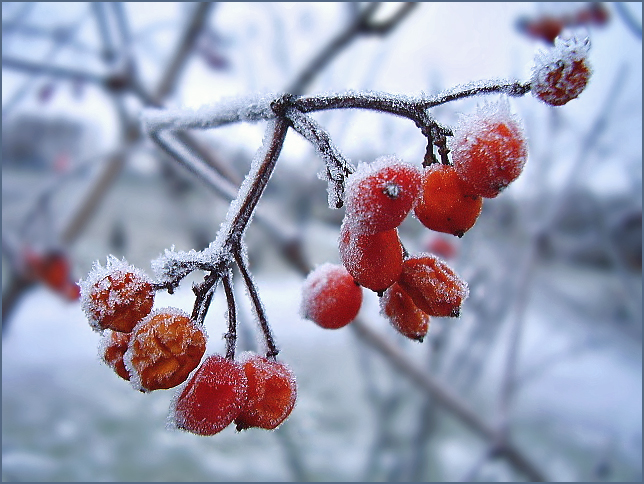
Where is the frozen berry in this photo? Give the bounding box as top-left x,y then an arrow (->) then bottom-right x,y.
381,282 -> 430,342
450,99 -> 527,198
398,254 -> 468,318
414,163 -> 483,237
235,354 -> 297,431
301,263 -> 363,329
100,330 -> 132,381
339,221 -> 403,293
344,156 -> 422,233
532,32 -> 591,106
126,308 -> 207,392
172,355 -> 248,436
80,256 -> 155,333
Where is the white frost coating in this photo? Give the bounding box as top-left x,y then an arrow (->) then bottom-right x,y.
300,263 -> 345,320
533,30 -> 590,74
79,255 -> 152,333
141,93 -> 277,133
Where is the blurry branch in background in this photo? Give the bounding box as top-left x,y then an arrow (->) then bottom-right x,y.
614,2 -> 642,39
286,2 -> 417,95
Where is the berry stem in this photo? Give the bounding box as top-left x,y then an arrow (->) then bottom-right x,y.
221,269 -> 237,360
233,250 -> 279,359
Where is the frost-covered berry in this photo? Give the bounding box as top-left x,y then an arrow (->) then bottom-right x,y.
172,355 -> 248,436
531,32 -> 591,106
339,221 -> 403,293
80,256 -> 155,333
398,254 -> 468,318
380,282 -> 430,342
235,354 -> 297,431
450,99 -> 528,199
125,308 -> 207,392
301,263 -> 363,329
414,163 -> 483,237
344,156 -> 422,234
100,330 -> 132,381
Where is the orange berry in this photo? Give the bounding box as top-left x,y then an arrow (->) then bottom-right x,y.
532,33 -> 591,106
380,282 -> 430,342
414,164 -> 483,237
398,254 -> 468,318
301,263 -> 363,329
172,355 -> 248,436
451,99 -> 527,198
126,308 -> 207,392
344,156 -> 422,233
80,257 -> 155,333
100,330 -> 132,381
235,354 -> 297,431
339,221 -> 403,293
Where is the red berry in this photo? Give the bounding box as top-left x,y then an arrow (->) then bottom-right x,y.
532,33 -> 591,106
450,99 -> 527,198
80,257 -> 155,333
425,236 -> 457,260
301,263 -> 363,329
380,282 -> 430,342
126,308 -> 207,392
344,156 -> 422,233
398,254 -> 468,318
235,354 -> 297,431
414,164 -> 483,237
100,330 -> 132,381
173,355 -> 248,436
339,222 -> 403,293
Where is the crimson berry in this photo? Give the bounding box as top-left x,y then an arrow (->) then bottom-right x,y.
301,263 -> 363,329
414,163 -> 483,237
380,282 -> 430,342
398,254 -> 468,318
80,256 -> 155,333
172,355 -> 248,436
339,221 -> 403,293
344,156 -> 422,233
450,99 -> 528,198
100,330 -> 132,381
531,33 -> 591,106
126,308 -> 207,392
235,354 -> 297,431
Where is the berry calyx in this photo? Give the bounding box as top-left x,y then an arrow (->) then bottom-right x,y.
414,163 -> 483,237
344,156 -> 422,233
339,222 -> 404,293
235,354 -> 297,431
450,99 -> 528,199
172,355 -> 248,436
301,263 -> 363,329
381,282 -> 430,342
531,32 -> 591,106
80,256 -> 155,333
126,308 -> 207,392
398,254 -> 468,318
100,330 -> 132,381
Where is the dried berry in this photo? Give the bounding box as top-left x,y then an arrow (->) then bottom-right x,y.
398,254 -> 468,318
100,330 -> 132,381
126,308 -> 207,392
381,282 -> 430,342
235,354 -> 297,431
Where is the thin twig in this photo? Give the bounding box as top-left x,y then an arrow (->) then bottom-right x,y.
222,269 -> 237,360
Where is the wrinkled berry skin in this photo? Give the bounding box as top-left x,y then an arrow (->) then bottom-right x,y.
398,254 -> 468,318
173,355 -> 248,436
235,354 -> 297,431
101,331 -> 132,381
381,282 -> 430,342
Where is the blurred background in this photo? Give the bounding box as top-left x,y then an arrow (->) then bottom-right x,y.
2,2 -> 641,481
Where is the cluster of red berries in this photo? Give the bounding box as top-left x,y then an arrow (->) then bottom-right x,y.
21,246 -> 80,301
80,256 -> 297,435
302,100 -> 529,341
